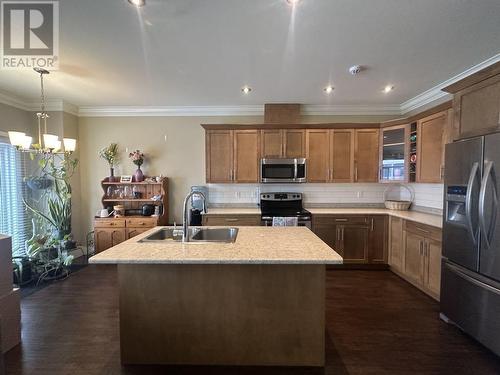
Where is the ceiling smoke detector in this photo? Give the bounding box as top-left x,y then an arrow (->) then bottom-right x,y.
349,65 -> 363,75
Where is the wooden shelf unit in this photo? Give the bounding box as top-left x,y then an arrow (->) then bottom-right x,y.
100,177 -> 169,225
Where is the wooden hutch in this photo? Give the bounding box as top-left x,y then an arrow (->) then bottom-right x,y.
94,177 -> 168,253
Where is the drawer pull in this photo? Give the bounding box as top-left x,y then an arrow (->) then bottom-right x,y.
335,218 -> 348,222
225,218 -> 239,222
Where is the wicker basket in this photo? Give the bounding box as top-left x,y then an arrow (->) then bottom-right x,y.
384,184 -> 414,211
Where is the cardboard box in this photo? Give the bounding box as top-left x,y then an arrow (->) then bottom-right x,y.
0,289 -> 21,353
0,236 -> 13,297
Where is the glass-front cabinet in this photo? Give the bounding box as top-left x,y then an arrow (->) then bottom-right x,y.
380,125 -> 408,182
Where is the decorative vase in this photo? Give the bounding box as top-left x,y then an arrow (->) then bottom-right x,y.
134,166 -> 144,182
109,167 -> 116,182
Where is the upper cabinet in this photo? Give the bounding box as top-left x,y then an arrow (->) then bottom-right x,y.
206,130 -> 234,183
330,130 -> 354,182
380,125 -> 407,183
306,129 -> 330,182
354,129 -> 380,182
261,129 -> 305,159
416,111 -> 447,183
443,62 -> 500,140
206,130 -> 260,183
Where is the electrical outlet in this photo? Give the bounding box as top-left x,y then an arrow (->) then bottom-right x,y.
357,191 -> 363,198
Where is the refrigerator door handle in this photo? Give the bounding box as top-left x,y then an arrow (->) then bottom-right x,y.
446,262 -> 500,296
479,161 -> 498,249
465,162 -> 480,245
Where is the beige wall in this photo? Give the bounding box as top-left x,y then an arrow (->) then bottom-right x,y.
77,114 -> 396,236
0,103 -> 35,135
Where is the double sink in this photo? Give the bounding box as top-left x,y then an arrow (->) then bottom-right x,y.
139,227 -> 239,243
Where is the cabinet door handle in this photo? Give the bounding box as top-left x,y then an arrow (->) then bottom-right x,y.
370,218 -> 374,231
440,166 -> 445,180
419,241 -> 423,256
354,163 -> 358,182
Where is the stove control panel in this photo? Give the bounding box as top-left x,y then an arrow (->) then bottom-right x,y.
260,193 -> 302,201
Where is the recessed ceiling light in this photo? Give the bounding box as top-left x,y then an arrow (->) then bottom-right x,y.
241,86 -> 252,94
128,0 -> 145,7
383,85 -> 394,93
286,0 -> 301,6
324,85 -> 334,94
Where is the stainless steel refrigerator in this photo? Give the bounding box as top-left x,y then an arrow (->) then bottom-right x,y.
441,132 -> 500,356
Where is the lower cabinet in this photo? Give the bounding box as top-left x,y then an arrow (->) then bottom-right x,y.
392,220 -> 442,300
202,214 -> 261,226
94,217 -> 157,253
312,215 -> 387,264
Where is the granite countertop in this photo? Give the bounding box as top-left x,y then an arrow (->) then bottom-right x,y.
204,207 -> 443,228
89,226 -> 343,265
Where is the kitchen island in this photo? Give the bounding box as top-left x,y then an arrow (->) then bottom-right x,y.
89,226 -> 342,367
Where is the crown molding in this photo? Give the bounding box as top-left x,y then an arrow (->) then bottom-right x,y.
77,105 -> 264,117
400,53 -> 500,114
302,104 -> 401,116
0,54 -> 498,118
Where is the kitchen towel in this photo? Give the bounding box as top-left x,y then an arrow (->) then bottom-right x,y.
272,217 -> 298,227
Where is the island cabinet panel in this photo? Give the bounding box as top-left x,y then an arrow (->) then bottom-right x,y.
202,214 -> 261,226
354,129 -> 380,182
233,130 -> 260,183
306,130 -> 330,182
118,264 -> 325,366
389,216 -> 404,272
417,111 -> 447,183
330,130 -> 354,182
206,130 -> 234,183
312,215 -> 385,265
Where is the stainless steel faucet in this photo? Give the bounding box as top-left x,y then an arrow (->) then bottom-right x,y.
182,191 -> 207,242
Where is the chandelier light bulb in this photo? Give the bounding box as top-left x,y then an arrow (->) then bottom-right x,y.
43,134 -> 59,150
8,131 -> 26,148
21,136 -> 32,150
63,138 -> 77,153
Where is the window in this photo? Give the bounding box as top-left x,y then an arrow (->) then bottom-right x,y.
0,135 -> 29,256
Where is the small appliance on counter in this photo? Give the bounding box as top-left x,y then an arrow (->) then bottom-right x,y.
141,204 -> 155,217
190,186 -> 208,225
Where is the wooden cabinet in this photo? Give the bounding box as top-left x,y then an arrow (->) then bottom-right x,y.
95,228 -> 126,253
306,130 -> 330,182
330,130 -> 354,182
417,111 -> 447,183
234,130 -> 260,183
206,130 -> 259,183
388,216 -> 404,272
380,125 -> 408,183
312,215 -> 386,264
202,214 -> 261,226
443,64 -> 500,140
94,217 -> 157,253
401,221 -> 442,300
368,216 -> 387,264
261,129 -> 306,158
206,130 -> 233,183
354,129 -> 380,182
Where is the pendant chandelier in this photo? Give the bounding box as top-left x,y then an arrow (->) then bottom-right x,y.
8,68 -> 76,154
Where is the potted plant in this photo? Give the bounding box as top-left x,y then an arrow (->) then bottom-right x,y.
129,149 -> 145,182
23,153 -> 79,282
99,143 -> 119,182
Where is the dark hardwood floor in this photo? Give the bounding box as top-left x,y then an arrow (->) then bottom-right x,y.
5,266 -> 500,374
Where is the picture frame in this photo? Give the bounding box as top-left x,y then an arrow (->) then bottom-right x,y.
120,175 -> 133,183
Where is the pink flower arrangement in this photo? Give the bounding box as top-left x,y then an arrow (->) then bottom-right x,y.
129,150 -> 144,167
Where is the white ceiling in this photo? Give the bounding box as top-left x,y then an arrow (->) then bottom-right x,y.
0,0 -> 499,112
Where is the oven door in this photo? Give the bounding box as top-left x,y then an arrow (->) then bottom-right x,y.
260,158 -> 306,183
261,216 -> 312,229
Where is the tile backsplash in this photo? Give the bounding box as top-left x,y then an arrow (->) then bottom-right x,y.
207,183 -> 444,211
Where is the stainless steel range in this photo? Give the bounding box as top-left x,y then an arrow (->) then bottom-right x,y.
260,192 -> 312,228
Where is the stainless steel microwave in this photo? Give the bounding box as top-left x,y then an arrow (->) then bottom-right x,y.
260,158 -> 307,183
